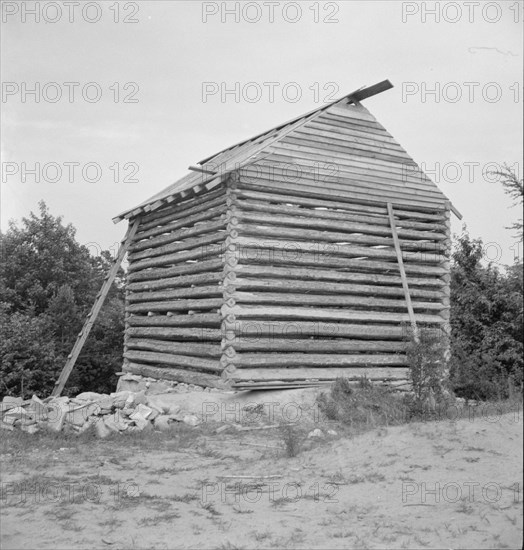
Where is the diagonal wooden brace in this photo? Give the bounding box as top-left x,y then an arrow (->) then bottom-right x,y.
387,202 -> 420,343
50,219 -> 140,397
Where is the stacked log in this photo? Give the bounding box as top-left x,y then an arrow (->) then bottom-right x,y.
122,177 -> 450,389
220,180 -> 450,387
123,186 -> 229,388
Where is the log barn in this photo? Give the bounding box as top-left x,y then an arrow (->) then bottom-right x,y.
113,80 -> 461,390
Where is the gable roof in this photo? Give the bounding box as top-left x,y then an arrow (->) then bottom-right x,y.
113,80 -> 460,223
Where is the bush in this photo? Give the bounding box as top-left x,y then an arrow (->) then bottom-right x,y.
449,231 -> 523,400
405,329 -> 450,414
0,304 -> 60,398
317,378 -> 410,429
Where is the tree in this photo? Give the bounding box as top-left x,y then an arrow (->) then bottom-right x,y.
449,231 -> 523,400
448,166 -> 523,400
492,164 -> 523,239
0,202 -> 125,398
0,202 -> 96,314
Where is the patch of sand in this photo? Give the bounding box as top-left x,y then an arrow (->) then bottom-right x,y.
1,411 -> 522,549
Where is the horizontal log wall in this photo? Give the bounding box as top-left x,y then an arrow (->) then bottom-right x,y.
123,185 -> 229,387
221,178 -> 450,387
123,167 -> 451,388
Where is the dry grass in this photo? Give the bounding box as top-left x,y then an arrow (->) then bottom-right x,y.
316,378 -> 522,434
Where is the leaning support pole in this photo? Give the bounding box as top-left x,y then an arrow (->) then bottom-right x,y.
51,219 -> 140,397
387,202 -> 419,343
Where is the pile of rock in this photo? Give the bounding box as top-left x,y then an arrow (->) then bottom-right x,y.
115,372 -> 221,394
0,390 -> 201,437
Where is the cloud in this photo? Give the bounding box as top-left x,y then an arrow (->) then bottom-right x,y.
468,47 -> 519,57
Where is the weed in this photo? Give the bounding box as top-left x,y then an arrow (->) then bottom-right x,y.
44,506 -> 77,521
138,511 -> 181,526
61,520 -> 84,532
326,470 -> 349,485
271,496 -> 291,508
99,513 -> 123,530
250,530 -> 272,542
198,447 -> 225,459
456,498 -> 474,514
170,492 -> 198,503
191,523 -> 204,535
200,501 -> 221,516
332,531 -> 353,539
217,542 -> 240,550
279,424 -> 304,457
317,380 -> 409,431
405,329 -> 450,417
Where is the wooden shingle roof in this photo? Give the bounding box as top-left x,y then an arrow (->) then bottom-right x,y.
114,80 -> 460,223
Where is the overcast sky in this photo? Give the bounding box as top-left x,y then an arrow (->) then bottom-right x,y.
1,0 -> 522,265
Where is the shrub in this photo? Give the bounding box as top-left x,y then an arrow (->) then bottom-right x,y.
317,378 -> 409,429
405,328 -> 450,415
0,304 -> 60,398
279,424 -> 304,457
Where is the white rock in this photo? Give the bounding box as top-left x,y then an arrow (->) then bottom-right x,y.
130,404 -> 153,420
46,402 -> 69,432
76,392 -> 106,402
96,419 -> 112,438
29,395 -> 47,421
104,415 -> 126,433
131,415 -> 149,431
153,415 -> 172,431
20,424 -> 39,434
307,428 -> 324,439
3,407 -> 32,421
2,396 -> 23,411
147,402 -> 165,415
182,414 -> 201,427
77,417 -> 97,434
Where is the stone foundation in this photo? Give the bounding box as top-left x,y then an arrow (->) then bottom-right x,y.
115,372 -> 223,395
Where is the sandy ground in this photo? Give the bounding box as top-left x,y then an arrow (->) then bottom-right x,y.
1,409 -> 522,549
